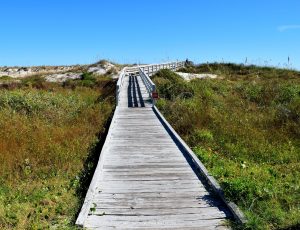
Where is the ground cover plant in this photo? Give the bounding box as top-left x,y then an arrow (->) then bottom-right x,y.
0,73 -> 115,229
153,65 -> 300,230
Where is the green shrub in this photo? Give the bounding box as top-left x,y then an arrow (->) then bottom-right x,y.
79,72 -> 96,87
152,69 -> 194,100
277,84 -> 300,104
244,83 -> 263,103
81,72 -> 96,81
193,129 -> 214,142
21,75 -> 47,88
0,76 -> 12,81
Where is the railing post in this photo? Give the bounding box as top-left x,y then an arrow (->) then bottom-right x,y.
152,85 -> 156,107
116,85 -> 119,106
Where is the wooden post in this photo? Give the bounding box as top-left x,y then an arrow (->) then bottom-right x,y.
116,85 -> 119,106
152,85 -> 156,107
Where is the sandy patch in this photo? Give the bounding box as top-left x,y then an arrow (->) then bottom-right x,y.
176,72 -> 218,81
45,73 -> 82,82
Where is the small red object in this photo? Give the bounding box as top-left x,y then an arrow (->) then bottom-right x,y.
152,92 -> 159,99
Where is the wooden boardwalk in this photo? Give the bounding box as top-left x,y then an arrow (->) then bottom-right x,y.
76,63 -> 239,229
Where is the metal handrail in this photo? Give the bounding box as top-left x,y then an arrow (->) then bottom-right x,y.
139,67 -> 156,96
139,68 -> 156,106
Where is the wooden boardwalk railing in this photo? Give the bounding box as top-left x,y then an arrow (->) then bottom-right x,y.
76,61 -> 246,229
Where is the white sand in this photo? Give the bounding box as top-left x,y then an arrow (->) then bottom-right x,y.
176,72 -> 218,81
45,73 -> 82,82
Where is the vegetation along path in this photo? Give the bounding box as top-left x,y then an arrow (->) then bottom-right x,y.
76,62 -> 245,229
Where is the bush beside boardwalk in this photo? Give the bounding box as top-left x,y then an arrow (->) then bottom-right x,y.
152,65 -> 300,229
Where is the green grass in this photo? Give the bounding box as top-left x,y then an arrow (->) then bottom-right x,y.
0,76 -> 17,85
153,65 -> 300,230
0,76 -> 13,81
0,75 -> 115,229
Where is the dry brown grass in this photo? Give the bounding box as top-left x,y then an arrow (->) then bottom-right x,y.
0,79 -> 115,228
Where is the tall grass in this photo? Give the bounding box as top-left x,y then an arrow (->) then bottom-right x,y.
0,76 -> 115,228
153,66 -> 300,229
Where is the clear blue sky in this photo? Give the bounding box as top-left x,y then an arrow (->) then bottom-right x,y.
1,0 -> 300,69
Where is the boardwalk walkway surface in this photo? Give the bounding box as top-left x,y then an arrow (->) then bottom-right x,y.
76,63 -> 235,229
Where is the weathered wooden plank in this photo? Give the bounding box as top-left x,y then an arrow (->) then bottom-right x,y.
92,195 -> 222,206
109,136 -> 173,141
102,164 -> 190,169
105,155 -> 183,160
106,149 -> 181,153
102,170 -> 193,175
106,151 -> 181,156
106,152 -> 182,156
108,140 -> 176,145
96,180 -> 204,190
112,131 -> 167,135
86,227 -> 228,230
114,125 -> 164,129
92,199 -> 221,208
102,169 -> 193,176
114,122 -> 161,125
110,135 -> 172,140
109,146 -> 177,150
84,215 -> 228,228
90,199 -> 225,209
115,117 -> 158,120
91,207 -> 226,218
105,156 -> 182,161
104,159 -> 184,165
108,145 -> 179,149
112,129 -> 165,133
96,186 -> 205,194
110,135 -> 171,140
105,154 -> 182,158
94,191 -> 210,199
103,172 -> 198,180
115,116 -> 157,119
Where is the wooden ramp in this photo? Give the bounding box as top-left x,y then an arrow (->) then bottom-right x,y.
76,62 -> 238,229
